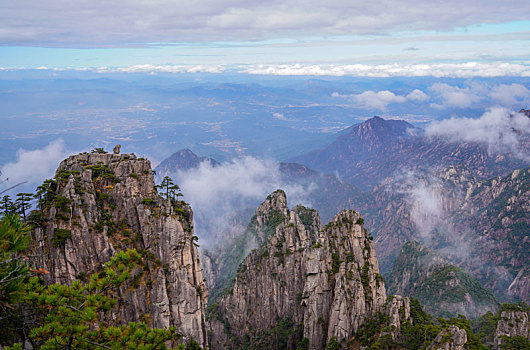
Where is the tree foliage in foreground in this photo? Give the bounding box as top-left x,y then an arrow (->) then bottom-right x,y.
4,248 -> 187,349
0,214 -> 31,318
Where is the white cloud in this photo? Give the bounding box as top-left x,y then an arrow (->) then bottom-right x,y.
0,139 -> 70,190
425,108 -> 530,161
96,64 -> 226,74
5,62 -> 530,78
333,88 -> 429,110
428,83 -> 482,108
243,62 -> 530,78
272,112 -> 291,121
171,157 -> 314,247
1,0 -> 530,46
489,83 -> 530,106
407,89 -> 430,102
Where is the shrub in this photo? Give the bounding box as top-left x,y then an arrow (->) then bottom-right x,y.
52,228 -> 72,247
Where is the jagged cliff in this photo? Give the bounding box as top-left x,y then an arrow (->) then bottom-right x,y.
368,166 -> 529,303
427,326 -> 467,350
29,151 -> 208,346
494,304 -> 530,349
208,190 -> 386,349
387,241 -> 498,318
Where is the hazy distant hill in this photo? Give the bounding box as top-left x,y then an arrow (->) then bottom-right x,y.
291,116 -> 527,190
156,149 -> 219,176
156,149 -> 368,224
368,166 -> 530,302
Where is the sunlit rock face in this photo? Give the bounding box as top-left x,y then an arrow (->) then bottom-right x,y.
30,152 -> 208,347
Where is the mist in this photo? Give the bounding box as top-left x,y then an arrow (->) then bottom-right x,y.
392,169 -> 472,262
168,156 -> 316,248
425,108 -> 530,162
0,139 -> 71,195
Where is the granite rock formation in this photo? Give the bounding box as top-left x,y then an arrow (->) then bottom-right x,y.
30,151 -> 208,347
209,190 -> 386,349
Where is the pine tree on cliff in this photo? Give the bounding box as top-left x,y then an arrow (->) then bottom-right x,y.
156,176 -> 182,201
15,193 -> 32,221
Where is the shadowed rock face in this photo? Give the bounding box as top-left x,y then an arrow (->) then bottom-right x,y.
387,241 -> 498,318
209,190 -> 386,349
495,308 -> 530,349
427,326 -> 467,350
30,152 -> 208,347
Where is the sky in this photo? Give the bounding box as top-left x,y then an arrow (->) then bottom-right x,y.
1,0 -> 529,76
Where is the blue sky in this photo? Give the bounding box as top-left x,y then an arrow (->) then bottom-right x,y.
0,0 -> 529,76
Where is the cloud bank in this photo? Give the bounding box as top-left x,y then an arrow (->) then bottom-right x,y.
2,0 -> 529,46
333,89 -> 428,110
429,82 -> 530,108
3,62 -> 530,78
170,157 -> 314,247
425,108 -> 530,161
243,62 -> 530,78
0,139 -> 70,192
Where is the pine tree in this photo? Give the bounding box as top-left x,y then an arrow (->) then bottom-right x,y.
6,250 -> 187,350
1,196 -> 16,216
0,214 -> 31,331
15,193 -> 32,221
34,179 -> 57,210
156,176 -> 182,201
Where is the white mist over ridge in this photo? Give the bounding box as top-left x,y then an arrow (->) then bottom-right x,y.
170,156 -> 316,247
0,139 -> 71,194
425,108 -> 530,162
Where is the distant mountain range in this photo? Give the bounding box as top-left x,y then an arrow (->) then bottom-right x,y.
157,113 -> 529,305
290,115 -> 528,190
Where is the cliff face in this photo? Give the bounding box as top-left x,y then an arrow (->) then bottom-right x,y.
494,307 -> 530,349
427,326 -> 467,350
387,241 -> 498,318
209,190 -> 386,349
369,166 -> 529,303
30,152 -> 208,346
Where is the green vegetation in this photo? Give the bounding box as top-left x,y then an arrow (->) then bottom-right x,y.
141,197 -> 156,205
353,297 -> 490,350
90,147 -> 107,154
499,335 -> 530,349
156,176 -> 183,201
1,246 -> 194,349
388,241 -> 498,318
238,317 -> 302,350
0,214 -> 31,343
85,164 -> 120,183
52,228 -> 72,247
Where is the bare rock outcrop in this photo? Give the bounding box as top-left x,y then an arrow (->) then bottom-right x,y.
427,325 -> 467,350
209,190 -> 386,349
494,308 -> 530,349
30,151 -> 208,347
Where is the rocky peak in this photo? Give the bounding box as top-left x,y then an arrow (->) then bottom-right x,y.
209,192 -> 386,349
30,150 -> 208,347
427,325 -> 467,350
353,116 -> 416,140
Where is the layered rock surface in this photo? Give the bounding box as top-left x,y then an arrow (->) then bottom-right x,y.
427,326 -> 467,350
494,307 -> 530,349
387,241 -> 498,318
209,190 -> 386,349
30,151 -> 208,346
